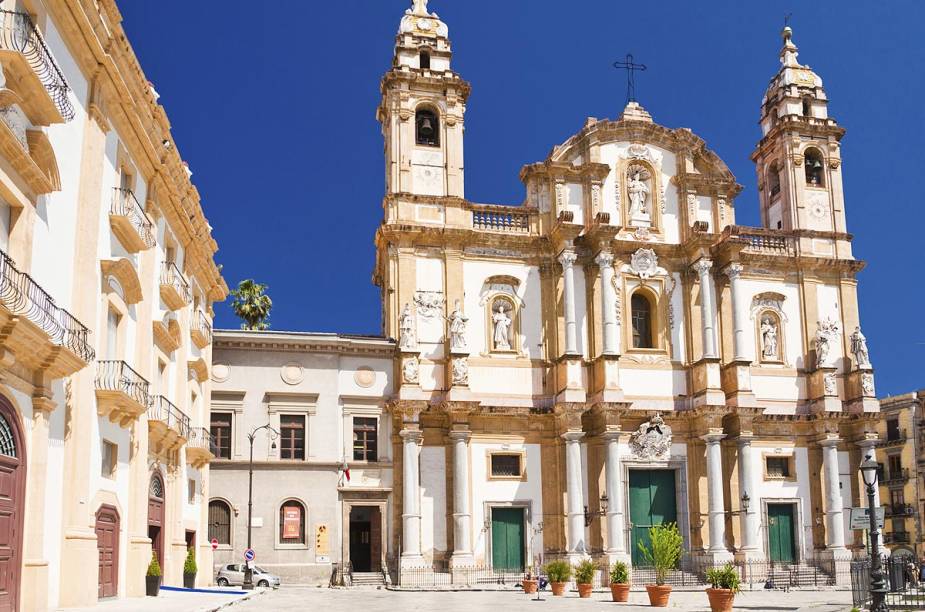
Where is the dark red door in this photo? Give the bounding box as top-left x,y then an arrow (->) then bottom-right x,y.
0,400 -> 24,612
148,473 -> 165,565
95,506 -> 120,598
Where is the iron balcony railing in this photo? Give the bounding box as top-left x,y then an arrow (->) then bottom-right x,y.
884,468 -> 910,484
160,261 -> 191,304
95,360 -> 149,407
0,248 -> 94,362
884,503 -> 916,518
883,531 -> 911,544
111,188 -> 156,248
188,427 -> 217,455
0,10 -> 74,120
193,309 -> 212,342
148,395 -> 190,440
881,429 -> 907,446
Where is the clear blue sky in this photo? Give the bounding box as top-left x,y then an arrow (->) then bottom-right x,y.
121,1 -> 925,396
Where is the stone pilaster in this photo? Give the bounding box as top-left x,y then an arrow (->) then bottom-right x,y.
21,391 -> 54,612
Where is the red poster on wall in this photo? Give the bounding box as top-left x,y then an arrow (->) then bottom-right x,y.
282,506 -> 301,539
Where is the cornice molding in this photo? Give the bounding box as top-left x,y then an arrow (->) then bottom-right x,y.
213,330 -> 395,357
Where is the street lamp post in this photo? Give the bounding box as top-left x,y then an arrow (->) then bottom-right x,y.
584,492 -> 609,527
243,423 -> 279,590
860,454 -> 889,612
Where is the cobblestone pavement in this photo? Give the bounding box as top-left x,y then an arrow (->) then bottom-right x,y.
234,586 -> 855,611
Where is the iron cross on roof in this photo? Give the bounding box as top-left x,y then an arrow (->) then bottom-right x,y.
613,53 -> 647,104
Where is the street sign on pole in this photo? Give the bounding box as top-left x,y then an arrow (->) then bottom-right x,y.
244,548 -> 256,562
211,538 -> 219,551
850,507 -> 884,530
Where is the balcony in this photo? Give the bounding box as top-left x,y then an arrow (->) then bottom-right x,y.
186,427 -> 216,468
883,468 -> 910,485
724,225 -> 797,256
470,205 -> 533,233
880,429 -> 907,448
110,188 -> 155,252
884,532 -> 911,545
0,10 -> 74,124
147,395 -> 190,454
94,360 -> 150,427
0,248 -> 93,378
190,309 -> 212,349
159,261 -> 191,310
884,504 -> 916,518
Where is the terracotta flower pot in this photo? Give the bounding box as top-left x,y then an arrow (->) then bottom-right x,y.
706,587 -> 736,612
522,579 -> 538,594
550,581 -> 567,596
577,583 -> 593,598
645,584 -> 672,607
610,582 -> 630,602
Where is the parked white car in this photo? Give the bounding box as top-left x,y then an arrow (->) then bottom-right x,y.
216,564 -> 281,588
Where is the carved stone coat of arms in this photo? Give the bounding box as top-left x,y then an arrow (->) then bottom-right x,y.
629,413 -> 673,460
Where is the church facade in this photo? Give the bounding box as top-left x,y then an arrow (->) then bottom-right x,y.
374,1 -> 881,578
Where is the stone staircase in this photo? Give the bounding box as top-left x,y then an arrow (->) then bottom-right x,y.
761,563 -> 834,588
351,571 -> 387,587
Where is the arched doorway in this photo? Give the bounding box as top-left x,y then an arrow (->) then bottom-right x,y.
95,505 -> 120,598
0,396 -> 25,612
148,472 -> 165,567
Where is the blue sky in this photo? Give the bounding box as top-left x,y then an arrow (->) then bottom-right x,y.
121,1 -> 925,396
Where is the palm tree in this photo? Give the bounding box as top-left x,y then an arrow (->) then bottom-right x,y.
229,279 -> 272,330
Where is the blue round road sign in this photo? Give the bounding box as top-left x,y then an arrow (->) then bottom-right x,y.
244,548 -> 255,561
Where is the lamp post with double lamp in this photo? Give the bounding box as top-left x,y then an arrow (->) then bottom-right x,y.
860,454 -> 889,612
243,423 -> 279,590
584,492 -> 609,527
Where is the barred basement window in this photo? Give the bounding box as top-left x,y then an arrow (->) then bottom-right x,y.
490,453 -> 523,478
766,456 -> 791,479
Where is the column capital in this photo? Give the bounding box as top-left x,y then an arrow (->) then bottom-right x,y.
818,435 -> 842,448
736,433 -> 754,447
561,430 -> 585,442
558,249 -> 578,268
691,258 -> 713,275
723,263 -> 744,280
700,431 -> 726,444
601,427 -> 624,441
448,429 -> 471,442
594,250 -> 614,268
400,428 -> 423,444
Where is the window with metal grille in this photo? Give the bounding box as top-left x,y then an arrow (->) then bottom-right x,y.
279,501 -> 305,544
210,412 -> 232,459
353,417 -> 377,461
490,454 -> 522,478
208,500 -> 231,545
766,456 -> 791,479
279,415 -> 305,460
631,293 -> 653,349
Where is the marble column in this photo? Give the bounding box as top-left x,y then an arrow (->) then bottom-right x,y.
400,428 -> 424,564
449,430 -> 474,567
736,436 -> 762,559
693,259 -> 718,359
602,430 -> 629,562
596,251 -> 619,355
724,263 -> 750,362
563,431 -> 586,559
820,438 -> 848,555
559,249 -> 579,355
702,432 -> 732,561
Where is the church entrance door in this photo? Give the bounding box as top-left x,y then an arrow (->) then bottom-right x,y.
629,469 -> 677,566
767,503 -> 796,563
490,507 -> 524,570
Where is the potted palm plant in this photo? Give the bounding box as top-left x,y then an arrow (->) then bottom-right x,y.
574,559 -> 597,598
637,522 -> 683,607
183,547 -> 197,589
609,560 -> 630,602
522,566 -> 538,594
543,560 -> 572,596
145,551 -> 162,597
705,563 -> 741,612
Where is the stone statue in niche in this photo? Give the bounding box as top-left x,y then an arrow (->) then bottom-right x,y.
850,326 -> 871,369
398,303 -> 416,350
491,301 -> 513,350
814,318 -> 841,369
446,300 -> 468,352
627,165 -> 652,226
760,316 -> 779,360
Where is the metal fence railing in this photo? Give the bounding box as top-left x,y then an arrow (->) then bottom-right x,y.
852,557 -> 925,610
148,395 -> 190,439
111,187 -> 156,248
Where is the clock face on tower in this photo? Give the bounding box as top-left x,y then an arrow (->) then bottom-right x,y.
417,18 -> 431,31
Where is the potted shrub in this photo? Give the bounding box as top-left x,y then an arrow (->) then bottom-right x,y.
574,559 -> 597,598
145,552 -> 162,597
543,560 -> 572,596
522,566 -> 539,594
705,563 -> 741,612
183,547 -> 197,589
637,522 -> 683,607
609,560 -> 630,602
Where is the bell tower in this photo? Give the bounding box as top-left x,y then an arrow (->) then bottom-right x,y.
751,26 -> 848,247
377,0 -> 470,198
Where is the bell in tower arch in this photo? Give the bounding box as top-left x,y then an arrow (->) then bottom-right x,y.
415,108 -> 439,146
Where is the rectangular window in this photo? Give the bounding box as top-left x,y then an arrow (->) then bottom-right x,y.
279,503 -> 305,544
279,415 -> 305,460
765,456 -> 791,479
890,489 -> 905,508
886,419 -> 900,441
101,440 -> 117,478
490,453 -> 523,478
188,479 -> 196,503
888,455 -> 902,479
352,417 -> 378,461
210,412 -> 232,459
106,308 -> 120,360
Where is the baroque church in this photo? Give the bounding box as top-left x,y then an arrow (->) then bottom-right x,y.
376,0 -> 880,575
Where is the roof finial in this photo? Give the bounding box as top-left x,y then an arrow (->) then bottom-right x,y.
411,0 -> 429,16
779,14 -> 800,68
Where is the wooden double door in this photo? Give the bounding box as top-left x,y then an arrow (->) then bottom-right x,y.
767,503 -> 796,563
0,402 -> 24,612
491,507 -> 525,570
629,469 -> 678,566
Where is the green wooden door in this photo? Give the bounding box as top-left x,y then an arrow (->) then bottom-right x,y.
629,470 -> 678,566
491,507 -> 525,570
767,504 -> 795,563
